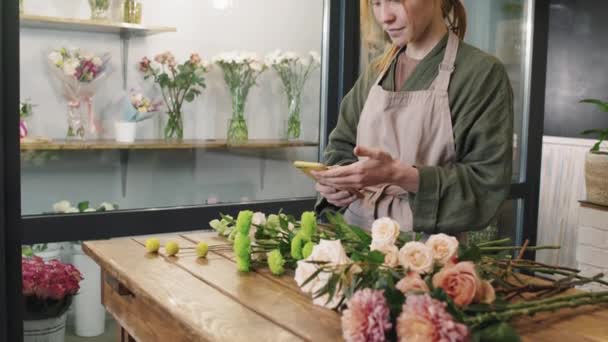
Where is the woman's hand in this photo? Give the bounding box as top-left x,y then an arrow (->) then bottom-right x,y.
312,146 -> 420,193
315,182 -> 358,207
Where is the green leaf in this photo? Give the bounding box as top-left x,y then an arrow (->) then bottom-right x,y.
300,266 -> 324,289
580,98 -> 608,112
366,250 -> 385,264
458,245 -> 482,262
472,322 -> 521,342
581,129 -> 603,136
77,201 -> 90,212
184,91 -> 195,102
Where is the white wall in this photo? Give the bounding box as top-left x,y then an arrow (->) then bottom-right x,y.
20,0 -> 325,215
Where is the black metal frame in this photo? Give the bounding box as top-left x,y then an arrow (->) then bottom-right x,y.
2,0 -> 24,339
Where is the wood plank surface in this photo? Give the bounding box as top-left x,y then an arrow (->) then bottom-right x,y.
83,238 -> 302,342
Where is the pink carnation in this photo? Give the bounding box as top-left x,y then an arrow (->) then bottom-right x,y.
397,294 -> 468,342
22,256 -> 83,301
341,289 -> 392,342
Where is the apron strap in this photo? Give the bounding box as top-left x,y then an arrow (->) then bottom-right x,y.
433,32 -> 460,92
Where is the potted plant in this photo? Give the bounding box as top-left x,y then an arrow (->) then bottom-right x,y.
22,256 -> 83,342
581,98 -> 608,206
115,90 -> 162,143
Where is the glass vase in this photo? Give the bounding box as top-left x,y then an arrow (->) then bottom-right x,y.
88,0 -> 111,20
163,110 -> 184,140
227,87 -> 249,145
123,0 -> 143,24
285,94 -> 302,140
66,103 -> 85,140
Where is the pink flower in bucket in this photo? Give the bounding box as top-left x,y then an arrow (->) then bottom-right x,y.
20,120 -> 28,139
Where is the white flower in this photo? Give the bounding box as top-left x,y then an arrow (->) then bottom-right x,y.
309,51 -> 321,65
250,60 -> 264,72
252,212 -> 266,226
398,241 -> 434,274
283,51 -> 298,62
83,208 -> 96,212
63,58 -> 80,77
371,244 -> 399,268
370,217 -> 400,249
265,50 -> 283,65
48,51 -> 63,66
425,233 -> 459,266
201,59 -> 211,69
99,202 -> 116,211
92,57 -> 103,66
64,207 -> 80,213
81,52 -> 94,60
53,200 -> 72,213
293,240 -> 356,308
288,222 -> 295,231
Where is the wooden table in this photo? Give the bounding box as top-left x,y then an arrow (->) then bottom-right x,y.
83,232 -> 608,342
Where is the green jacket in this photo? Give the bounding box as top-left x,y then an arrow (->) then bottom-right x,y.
317,34 -> 514,235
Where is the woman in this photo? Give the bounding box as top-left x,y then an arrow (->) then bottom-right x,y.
313,0 -> 513,235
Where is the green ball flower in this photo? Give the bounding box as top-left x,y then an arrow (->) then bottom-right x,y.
145,238 -> 160,253
196,241 -> 209,258
291,234 -> 304,260
300,211 -> 317,241
234,233 -> 251,258
236,210 -> 254,235
267,250 -> 285,275
236,257 -> 250,272
266,214 -> 280,230
165,241 -> 179,256
302,241 -> 315,259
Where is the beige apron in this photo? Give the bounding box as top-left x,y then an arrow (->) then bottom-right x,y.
344,32 -> 460,232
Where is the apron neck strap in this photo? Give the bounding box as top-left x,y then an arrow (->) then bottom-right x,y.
433,32 -> 460,92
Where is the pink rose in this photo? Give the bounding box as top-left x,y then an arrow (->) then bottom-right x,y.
139,57 -> 151,72
432,261 -> 481,307
396,272 -> 429,294
190,53 -> 202,66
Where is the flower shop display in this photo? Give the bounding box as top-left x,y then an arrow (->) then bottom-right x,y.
48,47 -> 111,140
51,200 -> 118,214
20,99 -> 35,139
88,0 -> 111,20
580,98 -> 608,206
139,52 -> 209,139
265,50 -> 321,139
123,0 -> 143,24
205,210 -> 608,341
22,256 -> 83,342
115,90 -> 162,142
212,52 -> 266,144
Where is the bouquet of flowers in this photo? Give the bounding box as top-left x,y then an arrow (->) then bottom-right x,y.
212,52 -> 266,144
22,256 -> 82,320
210,210 -> 608,342
265,50 -> 321,139
139,52 -> 209,139
20,99 -> 35,139
119,90 -> 163,123
48,47 -> 112,140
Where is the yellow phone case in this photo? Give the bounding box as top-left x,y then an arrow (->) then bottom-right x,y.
293,161 -> 328,179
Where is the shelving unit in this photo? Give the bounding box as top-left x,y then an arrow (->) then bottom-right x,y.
20,139 -> 318,151
19,14 -> 176,36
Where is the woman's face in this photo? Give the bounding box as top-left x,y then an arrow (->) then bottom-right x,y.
371,0 -> 439,47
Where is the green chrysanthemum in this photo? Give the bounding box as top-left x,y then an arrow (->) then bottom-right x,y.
234,233 -> 251,258
302,241 -> 315,259
236,210 -> 254,235
291,234 -> 304,260
266,214 -> 280,230
267,250 -> 285,275
300,211 -> 317,241
236,257 -> 250,272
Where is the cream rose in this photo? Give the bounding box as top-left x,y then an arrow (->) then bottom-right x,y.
425,233 -> 459,266
371,244 -> 399,268
252,212 -> 266,226
53,200 -> 72,213
396,272 -> 429,294
370,217 -> 400,249
432,261 -> 482,307
398,242 -> 434,274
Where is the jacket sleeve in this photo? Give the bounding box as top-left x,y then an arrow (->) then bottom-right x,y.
315,65 -> 378,215
410,60 -> 514,235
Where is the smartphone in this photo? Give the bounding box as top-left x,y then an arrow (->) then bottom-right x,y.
293,161 -> 328,179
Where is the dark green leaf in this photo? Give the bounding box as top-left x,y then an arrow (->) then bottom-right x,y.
300,267 -> 324,289
184,91 -> 195,102
581,129 -> 603,135
472,322 -> 521,342
77,201 -> 90,212
367,250 -> 385,264
459,245 -> 482,262
580,98 -> 608,112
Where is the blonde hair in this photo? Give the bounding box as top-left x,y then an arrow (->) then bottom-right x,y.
361,0 -> 467,72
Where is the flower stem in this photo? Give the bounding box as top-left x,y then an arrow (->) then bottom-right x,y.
479,246 -> 560,252
476,238 -> 511,247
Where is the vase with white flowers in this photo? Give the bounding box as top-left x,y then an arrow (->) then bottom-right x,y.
213,52 -> 266,144
266,50 -> 321,140
139,52 -> 209,140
